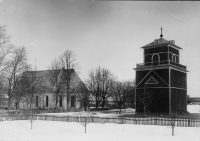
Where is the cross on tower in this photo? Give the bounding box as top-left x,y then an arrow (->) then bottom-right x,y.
160,27 -> 163,38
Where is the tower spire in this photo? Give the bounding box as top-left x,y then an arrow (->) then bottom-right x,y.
160,27 -> 163,38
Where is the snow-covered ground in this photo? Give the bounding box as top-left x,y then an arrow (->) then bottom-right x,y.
187,105 -> 200,113
38,108 -> 135,117
38,105 -> 200,117
0,120 -> 199,141
0,105 -> 199,141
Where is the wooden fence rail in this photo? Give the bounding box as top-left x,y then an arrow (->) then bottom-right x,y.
0,115 -> 199,127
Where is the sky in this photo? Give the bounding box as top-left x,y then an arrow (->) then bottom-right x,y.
0,0 -> 200,97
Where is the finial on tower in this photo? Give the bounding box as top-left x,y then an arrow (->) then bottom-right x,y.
160,27 -> 163,38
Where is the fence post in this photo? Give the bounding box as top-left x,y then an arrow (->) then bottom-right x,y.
195,118 -> 197,127
45,115 -> 46,120
122,117 -> 123,124
188,119 -> 190,127
155,118 -> 157,125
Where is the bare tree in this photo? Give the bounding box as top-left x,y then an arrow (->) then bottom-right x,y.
126,80 -> 136,108
4,47 -> 28,111
112,80 -> 134,114
100,68 -> 115,108
75,112 -> 91,133
60,50 -> 79,109
0,26 -> 13,74
136,85 -> 154,116
0,26 -> 12,104
86,69 -> 102,108
12,72 -> 27,111
0,72 -> 7,109
86,66 -> 115,109
48,58 -> 63,110
20,68 -> 46,110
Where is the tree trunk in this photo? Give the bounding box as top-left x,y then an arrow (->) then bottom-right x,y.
119,102 -> 122,114
0,96 -> 2,109
7,97 -> 12,112
95,101 -> 98,109
66,87 -> 70,109
101,97 -> 105,108
95,97 -> 99,109
67,97 -> 70,109
27,102 -> 29,110
55,95 -> 58,111
95,100 -> 101,109
29,102 -> 32,110
143,102 -> 146,117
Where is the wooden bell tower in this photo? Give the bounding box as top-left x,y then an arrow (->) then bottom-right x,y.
134,28 -> 188,114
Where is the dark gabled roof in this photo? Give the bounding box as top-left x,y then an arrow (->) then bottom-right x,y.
24,68 -> 89,93
187,97 -> 200,102
141,38 -> 182,50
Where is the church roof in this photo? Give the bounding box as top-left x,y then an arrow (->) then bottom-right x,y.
22,68 -> 89,93
141,38 -> 182,50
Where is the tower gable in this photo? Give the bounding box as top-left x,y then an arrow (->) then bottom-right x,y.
145,76 -> 158,84
137,70 -> 169,88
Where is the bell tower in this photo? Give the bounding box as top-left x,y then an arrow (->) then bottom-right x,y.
134,28 -> 188,114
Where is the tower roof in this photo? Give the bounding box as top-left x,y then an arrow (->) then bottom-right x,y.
141,38 -> 182,50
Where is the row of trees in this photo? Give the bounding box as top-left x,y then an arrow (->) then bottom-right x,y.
48,54 -> 136,113
0,26 -> 81,111
86,66 -> 135,113
0,26 -> 30,111
0,25 -> 136,113
0,26 -> 43,111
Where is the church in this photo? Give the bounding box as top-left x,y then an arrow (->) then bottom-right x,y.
134,28 -> 188,115
15,67 -> 89,111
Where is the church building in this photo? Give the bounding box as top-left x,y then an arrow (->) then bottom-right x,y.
15,67 -> 89,111
134,28 -> 188,115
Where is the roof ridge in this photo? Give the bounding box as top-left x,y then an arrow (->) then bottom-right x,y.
141,37 -> 182,50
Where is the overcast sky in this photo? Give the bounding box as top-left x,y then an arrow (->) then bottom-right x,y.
0,0 -> 200,97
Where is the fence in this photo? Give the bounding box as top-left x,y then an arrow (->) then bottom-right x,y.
0,114 -> 199,127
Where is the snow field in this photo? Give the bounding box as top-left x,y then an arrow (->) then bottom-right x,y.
0,120 -> 199,141
187,105 -> 200,113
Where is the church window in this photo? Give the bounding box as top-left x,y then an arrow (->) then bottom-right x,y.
46,95 -> 49,107
59,95 -> 62,107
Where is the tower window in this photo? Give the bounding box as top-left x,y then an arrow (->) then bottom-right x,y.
172,54 -> 176,63
152,53 -> 160,65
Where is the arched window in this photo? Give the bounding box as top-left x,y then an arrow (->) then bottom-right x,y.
15,102 -> 18,110
59,95 -> 62,107
46,95 -> 49,107
36,96 -> 39,107
172,54 -> 176,63
71,96 -> 75,107
152,53 -> 160,66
